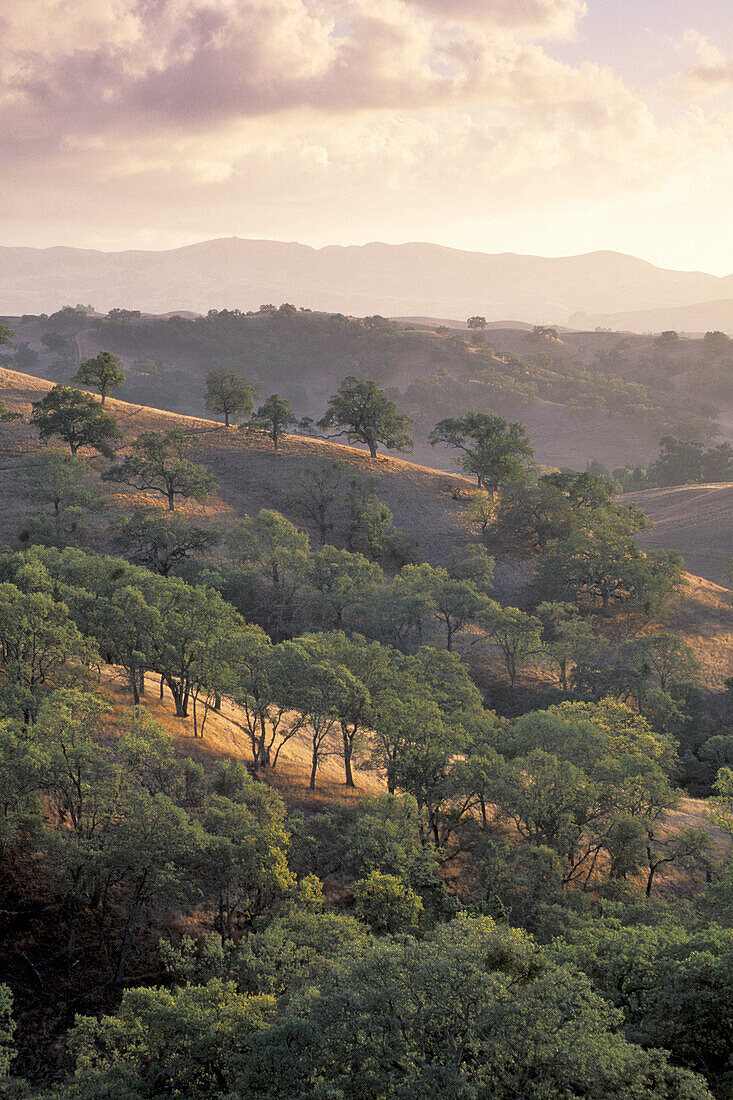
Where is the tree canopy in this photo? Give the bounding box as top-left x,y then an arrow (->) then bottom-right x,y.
31,386 -> 121,457
103,428 -> 217,510
204,367 -> 257,427
429,412 -> 534,494
72,351 -> 126,404
319,376 -> 413,458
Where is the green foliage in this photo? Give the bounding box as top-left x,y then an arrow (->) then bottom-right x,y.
30,385 -> 121,457
200,785 -> 295,937
0,984 -> 15,1080
306,545 -> 382,631
536,509 -> 685,612
618,633 -> 702,693
0,583 -> 98,720
353,871 -> 423,932
247,393 -> 297,448
66,982 -> 274,1099
490,699 -> 687,891
247,916 -> 712,1099
204,366 -> 257,427
103,427 -> 217,510
558,919 -> 733,1094
0,720 -> 44,857
465,488 -> 496,535
429,411 -> 534,494
226,510 -> 311,638
495,478 -> 574,548
319,375 -> 413,458
17,451 -> 103,547
280,460 -> 343,543
113,508 -> 220,575
481,604 -> 543,687
117,706 -> 181,796
72,351 -> 126,404
346,475 -> 404,561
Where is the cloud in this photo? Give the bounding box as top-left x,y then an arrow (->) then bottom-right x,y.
668,29 -> 733,100
400,0 -> 585,35
0,0 -> 732,268
0,0 -> 593,137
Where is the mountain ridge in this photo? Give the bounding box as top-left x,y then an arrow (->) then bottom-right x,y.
2,237 -> 733,325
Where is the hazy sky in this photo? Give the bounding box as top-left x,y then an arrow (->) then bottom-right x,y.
3,0 -> 733,271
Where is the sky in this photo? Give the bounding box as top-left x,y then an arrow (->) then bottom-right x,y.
2,0 -> 733,272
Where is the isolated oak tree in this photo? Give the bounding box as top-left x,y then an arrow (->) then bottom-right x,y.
31,385 -> 121,457
72,350 -> 126,404
429,412 -> 534,496
247,393 -> 297,449
319,376 -> 413,459
103,428 -> 217,511
204,367 -> 256,427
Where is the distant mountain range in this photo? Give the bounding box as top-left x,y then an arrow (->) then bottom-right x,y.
2,237 -> 733,331
570,298 -> 733,334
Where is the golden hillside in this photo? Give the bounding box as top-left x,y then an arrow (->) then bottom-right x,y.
2,366 -> 732,686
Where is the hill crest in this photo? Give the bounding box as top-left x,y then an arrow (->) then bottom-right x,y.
2,237 -> 733,324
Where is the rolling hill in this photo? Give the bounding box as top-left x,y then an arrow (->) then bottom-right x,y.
2,238 -> 733,324
4,308 -> 721,473
2,365 -> 733,687
573,297 -> 733,335
621,483 -> 733,585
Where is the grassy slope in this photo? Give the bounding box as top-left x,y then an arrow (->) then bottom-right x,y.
621,483 -> 733,585
0,365 -> 530,596
3,365 -> 733,682
7,314 -> 714,470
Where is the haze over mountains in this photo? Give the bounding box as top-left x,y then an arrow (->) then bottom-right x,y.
3,238 -> 733,332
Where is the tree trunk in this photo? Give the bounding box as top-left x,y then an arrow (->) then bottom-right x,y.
367,439 -> 377,459
67,902 -> 78,958
115,887 -> 143,985
309,745 -> 319,790
167,488 -> 175,511
165,675 -> 189,718
129,666 -> 140,705
138,668 -> 146,696
100,392 -> 106,405
342,731 -> 356,788
257,714 -> 270,768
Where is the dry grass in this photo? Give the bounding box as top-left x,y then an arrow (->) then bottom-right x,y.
97,666 -> 384,812
621,483 -> 733,585
0,365 -> 487,571
663,573 -> 733,688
